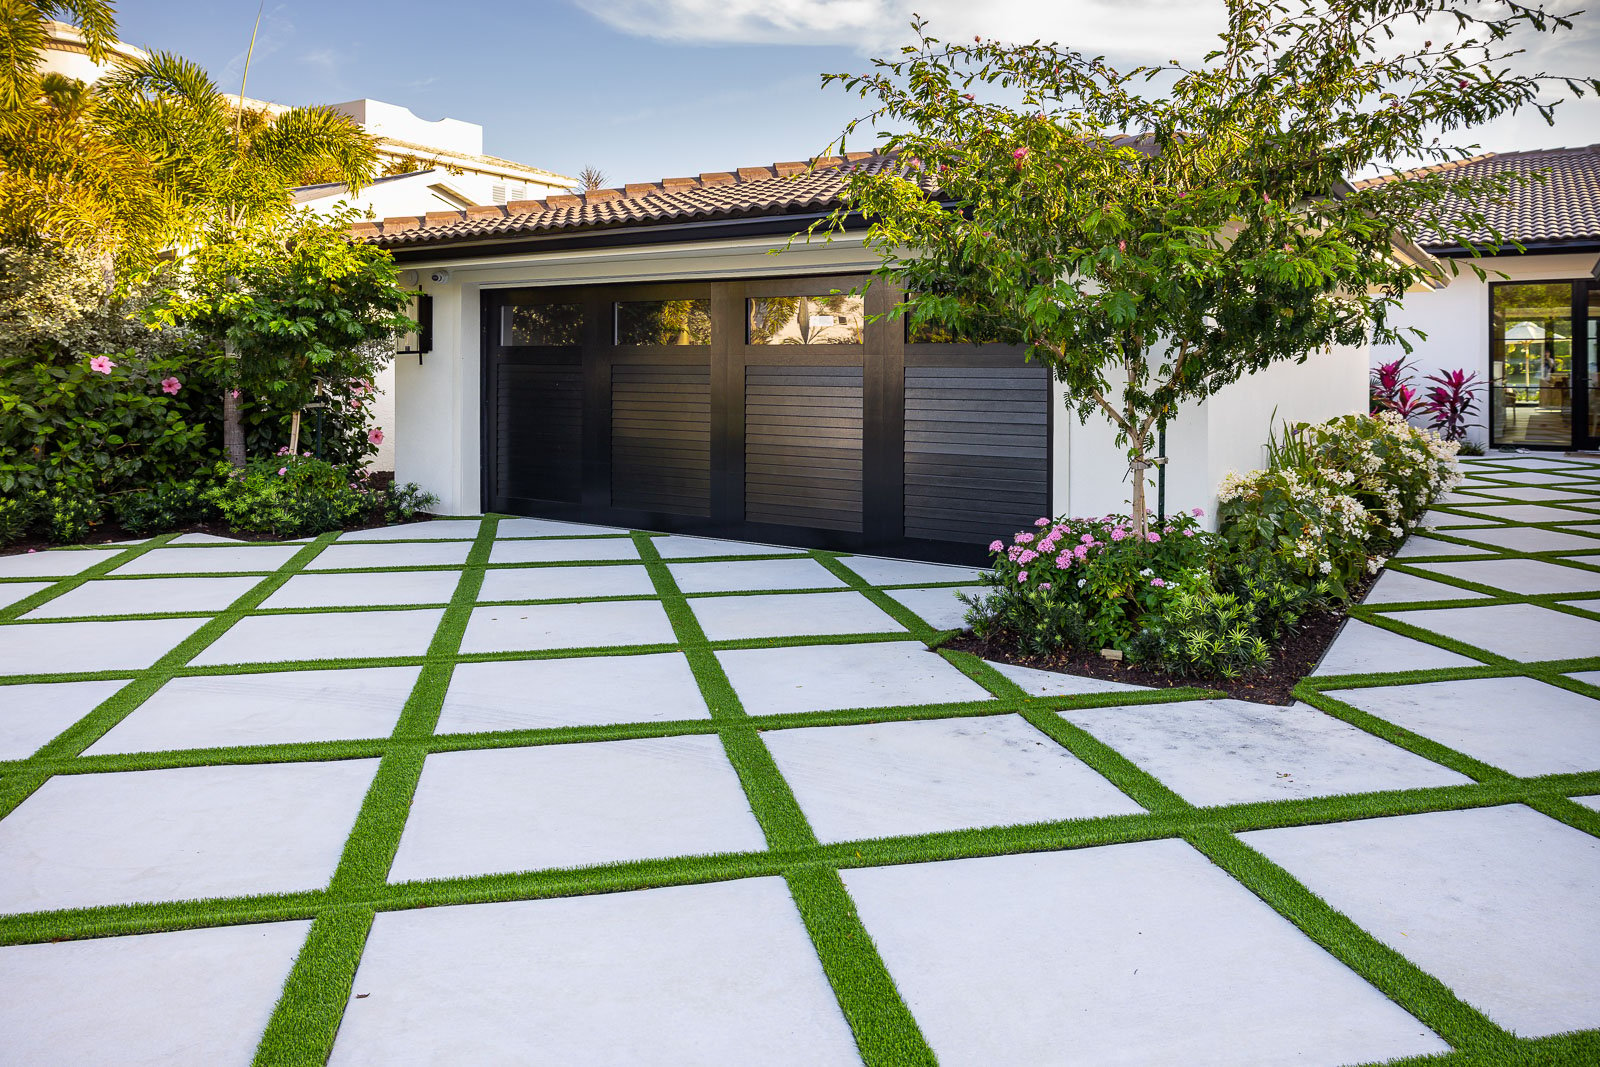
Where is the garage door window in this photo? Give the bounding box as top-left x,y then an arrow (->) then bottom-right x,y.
615,299 -> 712,345
747,294 -> 864,345
502,303 -> 582,347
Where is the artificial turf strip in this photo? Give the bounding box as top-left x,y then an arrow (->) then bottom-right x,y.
3,506 -> 1600,1062
1184,828 -> 1518,1060
0,534 -> 339,821
252,515 -> 500,1067
0,533 -> 179,622
631,529 -> 938,1063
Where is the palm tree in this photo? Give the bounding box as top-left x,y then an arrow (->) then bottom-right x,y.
0,71 -> 175,259
97,51 -> 378,464
0,0 -> 115,110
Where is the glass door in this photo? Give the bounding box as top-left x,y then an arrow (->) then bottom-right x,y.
1491,282 -> 1577,448
1585,284 -> 1599,450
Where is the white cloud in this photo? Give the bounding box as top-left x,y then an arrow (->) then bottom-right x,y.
572,0 -> 1600,154
570,0 -> 1229,60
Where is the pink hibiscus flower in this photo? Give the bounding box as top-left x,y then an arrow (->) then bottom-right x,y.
368,427 -> 385,446
88,356 -> 115,375
160,377 -> 181,395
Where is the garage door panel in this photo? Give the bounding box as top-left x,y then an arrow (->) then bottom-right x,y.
903,365 -> 1050,544
745,365 -> 864,533
610,364 -> 711,517
496,364 -> 583,504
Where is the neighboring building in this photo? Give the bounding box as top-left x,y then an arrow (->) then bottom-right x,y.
37,19 -> 147,82
358,155 -> 1371,563
1364,145 -> 1600,451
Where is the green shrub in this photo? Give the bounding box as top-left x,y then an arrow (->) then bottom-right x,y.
0,347 -> 215,500
962,586 -> 1093,658
0,494 -> 34,545
1129,580 -> 1270,678
114,479 -> 216,535
30,481 -> 105,544
1213,548 -> 1330,642
1216,466 -> 1374,595
205,457 -> 367,538
381,480 -> 437,524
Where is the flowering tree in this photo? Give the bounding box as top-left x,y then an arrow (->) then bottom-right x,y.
99,50 -> 378,464
150,209 -> 413,462
822,0 -> 1598,535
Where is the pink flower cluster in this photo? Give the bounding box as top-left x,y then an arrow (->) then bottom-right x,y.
986,511 -> 1211,594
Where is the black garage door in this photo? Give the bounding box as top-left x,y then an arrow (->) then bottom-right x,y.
482,275 -> 1050,565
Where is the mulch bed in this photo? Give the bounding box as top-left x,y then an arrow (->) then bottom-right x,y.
941,577 -> 1374,705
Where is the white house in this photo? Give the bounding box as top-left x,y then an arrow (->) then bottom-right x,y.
358,155 -> 1373,563
1365,145 -> 1600,451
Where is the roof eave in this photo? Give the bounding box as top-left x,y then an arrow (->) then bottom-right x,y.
382,208 -> 870,264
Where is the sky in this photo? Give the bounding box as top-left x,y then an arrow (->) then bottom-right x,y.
111,0 -> 1600,189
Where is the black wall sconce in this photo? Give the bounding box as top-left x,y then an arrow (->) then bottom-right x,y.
396,292 -> 434,364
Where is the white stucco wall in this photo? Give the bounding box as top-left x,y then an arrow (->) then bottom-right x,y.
1371,251 -> 1597,445
395,237 -> 1367,522
1052,341 -> 1367,528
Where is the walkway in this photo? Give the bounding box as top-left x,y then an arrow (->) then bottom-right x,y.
0,452 -> 1595,1064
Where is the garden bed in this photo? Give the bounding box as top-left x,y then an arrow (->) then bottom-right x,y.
942,588 -> 1362,706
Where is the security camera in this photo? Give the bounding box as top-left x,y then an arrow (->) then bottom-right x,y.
428,269 -> 451,285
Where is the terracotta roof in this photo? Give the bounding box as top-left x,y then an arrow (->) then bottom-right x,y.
358,152 -> 902,248
1354,145 -> 1600,250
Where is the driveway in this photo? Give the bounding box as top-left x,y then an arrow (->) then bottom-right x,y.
0,452 -> 1597,1065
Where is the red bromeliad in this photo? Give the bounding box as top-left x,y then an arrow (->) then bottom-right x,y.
1419,369 -> 1482,441
1369,358 -> 1416,415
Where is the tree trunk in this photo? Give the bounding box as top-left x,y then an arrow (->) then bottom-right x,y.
1127,430 -> 1150,538
221,338 -> 246,468
288,410 -> 301,457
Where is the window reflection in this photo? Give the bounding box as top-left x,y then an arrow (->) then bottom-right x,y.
747,294 -> 864,345
1491,282 -> 1573,447
616,299 -> 712,346
501,304 -> 582,347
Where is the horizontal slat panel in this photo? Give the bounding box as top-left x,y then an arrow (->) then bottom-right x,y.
746,365 -> 863,532
497,365 -> 583,504
903,365 -> 1048,544
611,364 -> 711,517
